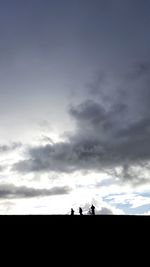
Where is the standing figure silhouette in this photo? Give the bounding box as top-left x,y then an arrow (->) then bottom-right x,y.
91,205 -> 95,215
71,208 -> 74,215
79,207 -> 83,215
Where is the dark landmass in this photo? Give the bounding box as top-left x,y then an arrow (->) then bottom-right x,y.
0,214 -> 149,224
0,215 -> 148,265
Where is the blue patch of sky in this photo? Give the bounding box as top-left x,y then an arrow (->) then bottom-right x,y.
130,204 -> 150,215
104,197 -> 150,215
140,192 -> 150,198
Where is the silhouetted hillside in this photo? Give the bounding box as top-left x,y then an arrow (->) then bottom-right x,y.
0,214 -> 148,265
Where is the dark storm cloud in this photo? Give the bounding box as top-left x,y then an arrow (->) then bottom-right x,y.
13,62 -> 150,184
0,184 -> 71,199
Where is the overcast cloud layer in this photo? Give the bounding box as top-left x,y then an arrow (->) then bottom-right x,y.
13,62 -> 150,186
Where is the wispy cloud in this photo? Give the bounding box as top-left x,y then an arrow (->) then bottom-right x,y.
0,142 -> 22,153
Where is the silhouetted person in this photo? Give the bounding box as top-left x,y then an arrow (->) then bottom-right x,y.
91,204 -> 95,215
79,207 -> 83,215
71,208 -> 74,215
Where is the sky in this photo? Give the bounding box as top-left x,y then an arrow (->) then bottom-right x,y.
0,0 -> 150,214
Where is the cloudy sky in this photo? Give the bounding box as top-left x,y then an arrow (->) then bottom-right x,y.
0,0 -> 150,214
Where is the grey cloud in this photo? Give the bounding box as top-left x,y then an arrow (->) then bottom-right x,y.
13,143 -> 77,173
69,100 -> 107,128
0,184 -> 71,199
96,207 -> 113,215
13,62 -> 150,184
113,163 -> 150,187
40,135 -> 54,144
0,142 -> 22,153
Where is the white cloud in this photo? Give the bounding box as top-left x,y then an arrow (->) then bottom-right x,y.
143,211 -> 150,215
105,193 -> 150,209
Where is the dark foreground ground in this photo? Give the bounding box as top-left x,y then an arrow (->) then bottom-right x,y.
0,215 -> 149,265
0,214 -> 149,242
0,214 -> 149,233
0,213 -> 149,224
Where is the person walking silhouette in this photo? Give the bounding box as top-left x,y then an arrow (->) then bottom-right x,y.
71,208 -> 74,215
91,204 -> 95,215
79,207 -> 83,215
